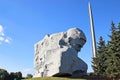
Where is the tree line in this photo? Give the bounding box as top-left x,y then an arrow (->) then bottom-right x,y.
0,68 -> 33,80
0,68 -> 22,80
92,22 -> 120,79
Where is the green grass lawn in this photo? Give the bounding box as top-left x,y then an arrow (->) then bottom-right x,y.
22,77 -> 86,80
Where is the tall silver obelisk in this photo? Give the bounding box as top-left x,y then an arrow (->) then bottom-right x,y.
88,2 -> 97,58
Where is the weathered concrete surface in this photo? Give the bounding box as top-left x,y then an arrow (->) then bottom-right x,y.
34,28 -> 87,77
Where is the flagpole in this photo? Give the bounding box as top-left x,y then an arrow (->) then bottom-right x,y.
88,2 -> 97,58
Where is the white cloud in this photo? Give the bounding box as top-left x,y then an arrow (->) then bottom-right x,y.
0,25 -> 4,36
0,25 -> 12,44
5,37 -> 12,44
0,37 -> 4,42
0,37 -> 4,44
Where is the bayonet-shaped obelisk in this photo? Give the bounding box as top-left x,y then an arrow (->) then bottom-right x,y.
88,2 -> 97,58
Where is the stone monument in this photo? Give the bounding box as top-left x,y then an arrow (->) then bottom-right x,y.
34,28 -> 87,77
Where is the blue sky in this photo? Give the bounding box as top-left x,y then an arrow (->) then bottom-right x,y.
0,0 -> 120,77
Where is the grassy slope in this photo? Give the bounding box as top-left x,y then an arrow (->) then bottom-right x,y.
22,77 -> 86,80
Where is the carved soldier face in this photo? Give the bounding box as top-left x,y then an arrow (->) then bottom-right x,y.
69,38 -> 82,52
67,28 -> 86,52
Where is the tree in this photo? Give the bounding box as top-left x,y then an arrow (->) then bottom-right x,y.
0,68 -> 9,80
9,72 -> 22,80
16,72 -> 22,79
92,36 -> 107,75
105,22 -> 120,78
92,22 -> 120,79
9,72 -> 15,80
0,68 -> 23,80
26,74 -> 33,79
